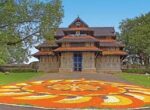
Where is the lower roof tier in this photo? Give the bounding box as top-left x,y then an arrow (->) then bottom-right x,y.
99,39 -> 125,47
54,47 -> 101,52
36,39 -> 125,50
35,41 -> 58,49
33,49 -> 127,56
33,51 -> 54,57
102,50 -> 127,56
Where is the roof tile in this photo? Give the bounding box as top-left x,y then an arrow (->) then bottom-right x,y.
102,50 -> 127,56
55,27 -> 115,37
33,51 -> 54,57
54,47 -> 101,52
56,36 -> 99,43
35,41 -> 58,49
99,39 -> 125,47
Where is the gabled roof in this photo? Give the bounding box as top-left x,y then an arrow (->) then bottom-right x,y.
68,17 -> 89,28
55,27 -> 115,37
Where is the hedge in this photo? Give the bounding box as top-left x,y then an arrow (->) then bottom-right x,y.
123,68 -> 150,74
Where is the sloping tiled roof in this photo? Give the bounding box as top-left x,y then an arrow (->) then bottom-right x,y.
99,39 -> 116,42
56,36 -> 99,43
99,39 -> 125,47
55,27 -> 115,37
35,41 -> 58,49
33,51 -> 54,57
102,50 -> 127,56
54,47 -> 101,52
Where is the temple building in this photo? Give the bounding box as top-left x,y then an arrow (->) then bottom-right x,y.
33,17 -> 127,73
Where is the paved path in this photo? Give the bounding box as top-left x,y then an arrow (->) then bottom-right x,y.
31,72 -> 131,84
0,104 -> 149,110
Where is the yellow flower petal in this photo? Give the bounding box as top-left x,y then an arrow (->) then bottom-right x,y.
0,92 -> 31,96
0,89 -> 21,92
57,96 -> 91,103
125,93 -> 150,103
101,95 -> 132,105
15,94 -> 57,100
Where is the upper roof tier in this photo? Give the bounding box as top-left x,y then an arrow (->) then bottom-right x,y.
55,17 -> 115,37
55,27 -> 115,37
63,27 -> 92,31
68,17 -> 89,28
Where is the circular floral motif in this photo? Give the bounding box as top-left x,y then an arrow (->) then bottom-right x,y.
0,79 -> 149,109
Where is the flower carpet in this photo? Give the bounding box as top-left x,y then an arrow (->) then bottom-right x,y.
0,79 -> 149,109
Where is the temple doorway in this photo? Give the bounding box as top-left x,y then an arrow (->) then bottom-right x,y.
73,52 -> 82,71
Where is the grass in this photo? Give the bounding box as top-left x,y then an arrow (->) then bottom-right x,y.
117,73 -> 150,88
0,72 -> 43,85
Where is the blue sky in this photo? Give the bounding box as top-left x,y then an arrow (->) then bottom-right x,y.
29,0 -> 150,63
60,0 -> 150,31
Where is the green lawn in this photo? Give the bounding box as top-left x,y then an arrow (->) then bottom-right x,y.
0,72 -> 43,85
118,73 -> 150,88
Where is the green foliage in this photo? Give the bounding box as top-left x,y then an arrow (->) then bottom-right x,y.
123,68 -> 145,74
119,12 -> 150,65
118,73 -> 150,88
0,0 -> 64,64
9,68 -> 36,73
123,67 -> 150,74
0,72 -> 43,85
145,66 -> 150,73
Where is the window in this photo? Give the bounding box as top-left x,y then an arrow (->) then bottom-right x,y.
76,31 -> 80,36
76,21 -> 81,27
70,43 -> 85,47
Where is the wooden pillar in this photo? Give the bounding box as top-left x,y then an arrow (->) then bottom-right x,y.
59,52 -> 73,73
82,52 -> 97,73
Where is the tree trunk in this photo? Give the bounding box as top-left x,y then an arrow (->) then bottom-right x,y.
144,56 -> 149,66
138,54 -> 144,65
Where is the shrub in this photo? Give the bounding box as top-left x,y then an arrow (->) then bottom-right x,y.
9,68 -> 37,73
144,66 -> 150,73
123,68 -> 145,74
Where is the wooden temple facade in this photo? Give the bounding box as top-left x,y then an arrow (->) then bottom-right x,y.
33,17 -> 127,73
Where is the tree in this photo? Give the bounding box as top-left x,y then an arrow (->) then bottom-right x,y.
0,0 -> 63,64
119,12 -> 150,66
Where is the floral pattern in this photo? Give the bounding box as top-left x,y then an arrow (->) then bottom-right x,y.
0,79 -> 149,109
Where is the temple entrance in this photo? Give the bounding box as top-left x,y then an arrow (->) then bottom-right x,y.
73,52 -> 82,71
